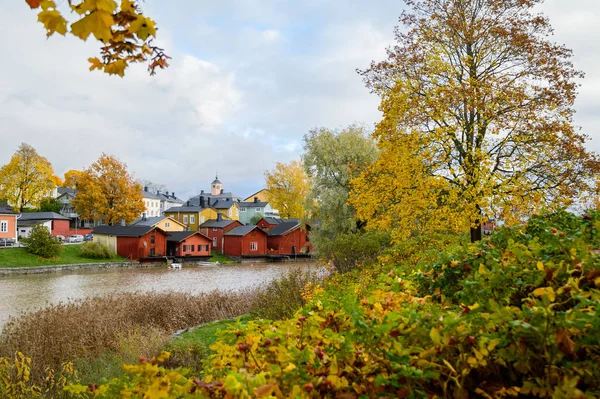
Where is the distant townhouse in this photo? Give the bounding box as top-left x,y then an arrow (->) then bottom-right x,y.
17,212 -> 70,238
267,220 -> 312,257
156,191 -> 184,215
142,187 -> 162,218
55,187 -> 97,228
129,215 -> 187,232
244,189 -> 270,203
199,214 -> 243,253
238,197 -> 276,224
223,225 -> 268,257
92,225 -> 169,260
167,231 -> 212,257
164,201 -> 222,232
0,206 -> 18,244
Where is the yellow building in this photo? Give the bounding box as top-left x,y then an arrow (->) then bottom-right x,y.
213,201 -> 240,221
244,189 -> 270,203
165,206 -> 225,231
129,216 -> 186,232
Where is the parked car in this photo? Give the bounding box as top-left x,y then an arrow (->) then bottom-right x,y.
56,235 -> 66,242
0,238 -> 15,247
66,235 -> 84,243
84,233 -> 93,241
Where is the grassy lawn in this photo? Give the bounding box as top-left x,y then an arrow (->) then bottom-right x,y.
209,252 -> 237,264
0,244 -> 125,267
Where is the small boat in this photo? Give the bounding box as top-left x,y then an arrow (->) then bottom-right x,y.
197,261 -> 219,266
170,263 -> 182,269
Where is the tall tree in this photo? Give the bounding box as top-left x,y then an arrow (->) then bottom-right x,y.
72,154 -> 145,224
63,169 -> 86,189
302,125 -> 378,255
24,0 -> 169,76
265,161 -> 310,219
0,143 -> 56,212
360,0 -> 599,242
38,197 -> 63,213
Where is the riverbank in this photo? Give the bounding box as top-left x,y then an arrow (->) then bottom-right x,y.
0,244 -> 125,268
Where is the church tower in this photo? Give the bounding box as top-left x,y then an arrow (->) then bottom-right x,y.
211,174 -> 222,195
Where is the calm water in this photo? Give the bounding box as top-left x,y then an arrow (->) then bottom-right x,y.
0,262 -> 317,329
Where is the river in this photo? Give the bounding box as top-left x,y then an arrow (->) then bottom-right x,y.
0,262 -> 318,330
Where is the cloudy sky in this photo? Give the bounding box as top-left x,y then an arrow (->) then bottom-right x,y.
0,1 -> 598,201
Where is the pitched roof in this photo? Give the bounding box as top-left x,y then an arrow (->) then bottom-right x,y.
199,219 -> 239,229
211,199 -> 237,210
224,225 -> 266,237
262,217 -> 284,225
164,205 -> 211,213
57,187 -> 76,196
156,192 -> 184,203
0,206 -> 16,215
238,201 -> 269,208
142,190 -> 163,200
130,216 -> 166,226
188,192 -> 243,202
92,225 -> 164,237
167,231 -> 210,242
268,221 -> 302,236
244,189 -> 269,202
18,212 -> 70,221
18,219 -> 51,227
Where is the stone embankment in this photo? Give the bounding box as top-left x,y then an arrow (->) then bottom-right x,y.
0,261 -> 160,275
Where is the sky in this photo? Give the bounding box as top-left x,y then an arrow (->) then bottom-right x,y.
0,1 -> 598,201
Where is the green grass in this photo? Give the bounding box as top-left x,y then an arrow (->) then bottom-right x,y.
0,244 -> 125,268
209,252 -> 237,264
163,316 -> 249,373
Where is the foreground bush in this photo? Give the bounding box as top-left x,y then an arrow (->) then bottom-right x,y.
327,230 -> 391,273
62,211 -> 600,398
251,268 -> 322,320
78,242 -> 115,259
0,291 -> 256,383
21,224 -> 62,259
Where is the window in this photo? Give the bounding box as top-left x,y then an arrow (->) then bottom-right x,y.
228,209 -> 232,217
183,245 -> 188,252
165,222 -> 170,228
190,215 -> 195,224
240,207 -> 246,212
212,237 -> 217,247
256,208 -> 261,212
250,242 -> 258,251
212,227 -> 218,231
201,216 -> 205,223
205,245 -> 209,251
183,215 -> 188,224
150,235 -> 155,244
0,221 -> 7,233
306,235 -> 310,242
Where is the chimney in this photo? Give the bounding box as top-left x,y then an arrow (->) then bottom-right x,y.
144,186 -> 148,192
201,190 -> 204,194
220,189 -> 224,194
157,190 -> 160,195
207,197 -> 211,206
200,196 -> 205,208
186,201 -> 190,206
254,197 -> 258,203
172,192 -> 175,198
120,219 -> 126,226
226,197 -> 230,201
142,214 -> 147,221
217,213 -> 222,222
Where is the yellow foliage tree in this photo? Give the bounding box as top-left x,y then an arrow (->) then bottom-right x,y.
63,169 -> 86,189
72,154 -> 144,224
360,0 -> 599,241
0,143 -> 56,212
265,161 -> 310,219
25,0 -> 169,76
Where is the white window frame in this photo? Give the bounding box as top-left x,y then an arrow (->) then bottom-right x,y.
228,209 -> 232,217
0,220 -> 7,233
190,215 -> 195,224
165,222 -> 170,228
250,242 -> 258,251
255,208 -> 261,213
183,215 -> 188,224
240,207 -> 246,212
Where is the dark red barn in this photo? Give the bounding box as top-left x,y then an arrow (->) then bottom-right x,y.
199,216 -> 243,253
167,231 -> 212,257
255,217 -> 285,231
92,225 -> 169,260
267,221 -> 312,256
223,225 -> 267,257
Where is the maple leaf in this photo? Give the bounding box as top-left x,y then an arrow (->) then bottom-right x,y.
70,0 -> 117,15
37,9 -> 67,36
104,59 -> 127,77
25,0 -> 43,8
128,15 -> 156,40
70,10 -> 114,42
88,57 -> 103,71
120,0 -> 136,14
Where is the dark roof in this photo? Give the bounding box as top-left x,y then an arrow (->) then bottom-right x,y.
199,219 -> 238,229
268,221 -> 302,236
92,225 -> 163,237
167,231 -> 210,242
224,225 -> 266,237
0,206 -> 16,215
142,190 -> 162,200
262,217 -> 284,225
164,205 -> 210,213
212,199 -> 237,209
157,192 -> 184,203
57,187 -> 76,196
188,192 -> 243,202
238,201 -> 269,208
130,216 -> 165,226
18,212 -> 69,221
18,219 -> 51,227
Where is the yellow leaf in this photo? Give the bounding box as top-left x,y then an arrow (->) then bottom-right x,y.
532,287 -> 555,302
254,383 -> 276,398
104,59 -> 127,77
128,15 -> 157,40
37,9 -> 67,36
468,303 -> 480,311
330,355 -> 339,375
594,276 -> 600,288
429,327 -> 441,345
71,0 -> 117,14
536,261 -> 544,271
478,264 -> 487,275
70,10 -> 114,42
283,363 -> 296,372
88,57 -> 103,71
442,359 -> 456,374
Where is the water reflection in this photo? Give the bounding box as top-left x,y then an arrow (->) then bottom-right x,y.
0,262 -> 317,329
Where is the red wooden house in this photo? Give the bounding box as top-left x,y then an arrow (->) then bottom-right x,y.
92,225 -> 169,260
255,217 -> 285,231
199,216 -> 243,253
223,225 -> 268,257
17,212 -> 71,238
167,231 -> 212,257
267,220 -> 312,256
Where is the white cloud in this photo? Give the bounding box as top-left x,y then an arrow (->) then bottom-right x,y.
262,29 -> 282,42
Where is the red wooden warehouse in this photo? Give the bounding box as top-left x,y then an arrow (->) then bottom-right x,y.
199,216 -> 243,253
167,231 -> 212,257
267,220 -> 312,256
92,225 -> 169,260
223,225 -> 268,257
255,217 -> 285,231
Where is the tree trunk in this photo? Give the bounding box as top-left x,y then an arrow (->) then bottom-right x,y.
470,224 -> 482,242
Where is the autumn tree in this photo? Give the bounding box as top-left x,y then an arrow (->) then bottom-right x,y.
25,0 -> 169,76
360,0 -> 599,242
302,125 -> 378,256
64,169 -> 86,189
265,161 -> 310,219
0,143 -> 56,212
72,154 -> 144,224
